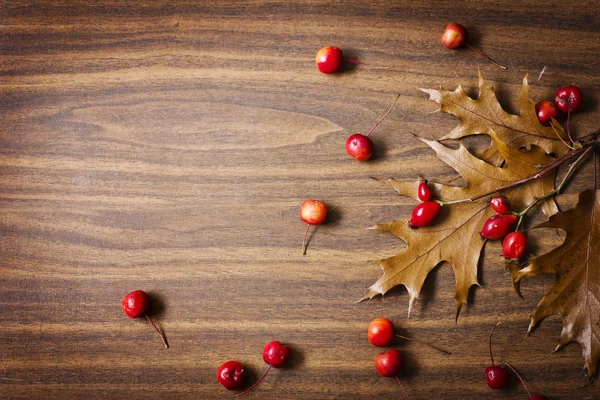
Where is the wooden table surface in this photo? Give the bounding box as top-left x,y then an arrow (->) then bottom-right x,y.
2,1 -> 600,399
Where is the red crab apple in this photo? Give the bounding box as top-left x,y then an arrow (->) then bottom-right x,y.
485,323 -> 509,390
236,341 -> 291,396
315,46 -> 364,74
375,349 -> 410,397
441,22 -> 507,70
299,199 -> 327,255
217,360 -> 246,390
122,290 -> 168,348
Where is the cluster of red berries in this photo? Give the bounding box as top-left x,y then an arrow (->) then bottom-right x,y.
535,86 -> 584,127
217,341 -> 291,394
409,179 -> 441,228
481,196 -> 527,262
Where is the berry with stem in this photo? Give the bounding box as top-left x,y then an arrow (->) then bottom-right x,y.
418,178 -> 433,202
503,231 -> 527,261
408,201 -> 441,228
315,46 -> 363,74
122,290 -> 168,348
237,341 -> 290,396
535,100 -> 558,127
480,214 -> 517,240
346,94 -> 400,162
299,199 -> 327,255
441,22 -> 507,70
217,360 -> 246,390
368,318 -> 451,354
485,322 -> 509,390
555,85 -> 583,145
503,361 -> 549,400
490,196 -> 511,214
375,349 -> 410,398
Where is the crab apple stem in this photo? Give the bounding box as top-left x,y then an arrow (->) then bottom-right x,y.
549,121 -> 575,150
395,376 -> 411,398
346,59 -> 366,65
489,322 -> 501,366
365,94 -> 401,137
464,43 -> 507,70
503,361 -> 533,397
566,103 -> 574,144
395,334 -> 451,355
302,223 -> 310,255
236,364 -> 272,396
144,314 -> 168,349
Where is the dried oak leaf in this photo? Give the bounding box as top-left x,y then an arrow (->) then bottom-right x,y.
512,189 -> 600,378
362,132 -> 558,318
421,72 -> 569,165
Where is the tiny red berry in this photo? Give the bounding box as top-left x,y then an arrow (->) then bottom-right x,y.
368,318 -> 394,347
418,180 -> 433,202
490,196 -> 511,214
263,340 -> 291,368
346,133 -> 373,162
217,360 -> 246,390
486,365 -> 510,390
375,349 -> 404,377
409,201 -> 441,228
441,22 -> 467,49
316,46 -> 343,74
535,100 -> 558,126
300,200 -> 327,225
122,290 -> 150,318
502,232 -> 527,261
480,214 -> 517,239
554,85 -> 583,113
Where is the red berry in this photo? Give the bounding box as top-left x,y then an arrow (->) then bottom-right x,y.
555,85 -> 583,113
217,360 -> 246,390
346,133 -> 373,162
502,232 -> 527,261
490,196 -> 511,214
480,214 -> 517,239
375,349 -> 404,377
368,318 -> 394,347
300,200 -> 327,225
263,340 -> 291,368
535,100 -> 558,126
486,365 -> 510,390
315,46 -> 343,74
122,290 -> 150,318
418,180 -> 433,202
408,201 -> 441,228
441,22 -> 467,49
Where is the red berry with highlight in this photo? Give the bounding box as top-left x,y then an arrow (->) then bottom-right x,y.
375,349 -> 404,377
486,365 -> 510,390
368,318 -> 394,347
217,360 -> 246,390
300,200 -> 327,225
346,134 -> 373,162
409,201 -> 441,228
418,180 -> 433,202
316,46 -> 344,74
503,232 -> 527,261
535,100 -> 558,126
263,340 -> 291,368
441,23 -> 467,49
122,290 -> 150,318
555,85 -> 583,113
490,196 -> 511,214
480,214 -> 517,239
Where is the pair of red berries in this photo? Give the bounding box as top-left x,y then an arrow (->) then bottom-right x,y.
482,196 -> 527,261
217,341 -> 291,394
535,86 -> 584,126
409,179 -> 442,228
122,290 -> 168,348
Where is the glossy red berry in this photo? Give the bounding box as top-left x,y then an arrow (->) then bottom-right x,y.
122,290 -> 150,318
263,340 -> 291,368
368,318 -> 394,347
375,349 -> 404,377
441,22 -> 467,49
480,214 -> 517,239
490,196 -> 511,214
346,133 -> 373,162
409,201 -> 441,228
502,232 -> 527,261
316,46 -> 344,74
535,100 -> 558,126
555,85 -> 583,113
300,200 -> 327,225
418,180 -> 433,202
486,365 -> 510,390
217,360 -> 246,390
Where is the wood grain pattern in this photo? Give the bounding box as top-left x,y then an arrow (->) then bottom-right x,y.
1,1 -> 600,399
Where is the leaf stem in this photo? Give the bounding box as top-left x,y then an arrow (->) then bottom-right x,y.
395,334 -> 451,355
365,94 -> 401,137
503,361 -> 533,397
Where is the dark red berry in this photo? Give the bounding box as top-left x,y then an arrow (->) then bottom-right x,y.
368,318 -> 394,347
316,46 -> 343,74
529,396 -> 550,400
263,340 -> 291,368
441,22 -> 467,49
502,232 -> 527,261
555,85 -> 583,113
375,349 -> 404,377
346,133 -> 374,162
490,196 -> 511,214
480,214 -> 517,239
217,360 -> 246,390
486,365 -> 510,390
409,201 -> 441,228
418,180 -> 433,202
535,100 -> 558,126
122,290 -> 150,318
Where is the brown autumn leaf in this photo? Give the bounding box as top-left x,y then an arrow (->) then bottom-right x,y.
511,189 -> 600,378
363,132 -> 558,318
421,72 -> 569,165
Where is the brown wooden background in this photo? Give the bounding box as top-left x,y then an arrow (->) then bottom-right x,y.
2,1 -> 600,399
